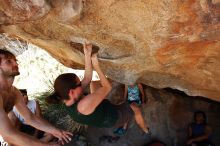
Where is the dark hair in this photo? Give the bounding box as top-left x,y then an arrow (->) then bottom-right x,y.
194,110 -> 207,124
19,89 -> 27,95
46,73 -> 79,104
0,49 -> 15,64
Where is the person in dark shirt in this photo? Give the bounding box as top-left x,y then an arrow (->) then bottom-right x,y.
46,43 -> 133,130
187,111 -> 214,146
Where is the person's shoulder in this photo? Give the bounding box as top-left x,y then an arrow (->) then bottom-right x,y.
12,87 -> 26,105
11,86 -> 18,91
11,86 -> 21,98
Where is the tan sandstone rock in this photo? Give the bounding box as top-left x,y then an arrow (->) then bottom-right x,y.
0,0 -> 219,101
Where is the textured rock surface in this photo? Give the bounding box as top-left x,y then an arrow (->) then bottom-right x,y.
0,0 -> 220,101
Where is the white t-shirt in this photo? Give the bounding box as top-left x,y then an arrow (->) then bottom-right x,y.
13,100 -> 37,125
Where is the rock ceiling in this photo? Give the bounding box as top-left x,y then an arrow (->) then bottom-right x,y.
0,0 -> 219,101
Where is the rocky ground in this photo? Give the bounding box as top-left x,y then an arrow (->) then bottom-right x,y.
65,120 -> 152,146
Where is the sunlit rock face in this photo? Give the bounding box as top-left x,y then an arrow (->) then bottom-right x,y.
0,0 -> 50,24
0,0 -> 220,101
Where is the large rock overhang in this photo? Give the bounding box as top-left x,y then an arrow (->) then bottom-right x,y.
0,0 -> 219,101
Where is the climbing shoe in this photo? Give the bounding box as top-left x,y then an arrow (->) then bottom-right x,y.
113,127 -> 127,136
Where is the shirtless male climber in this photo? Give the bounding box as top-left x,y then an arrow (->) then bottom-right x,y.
0,49 -> 72,146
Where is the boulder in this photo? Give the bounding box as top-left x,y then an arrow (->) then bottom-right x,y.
0,0 -> 219,101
